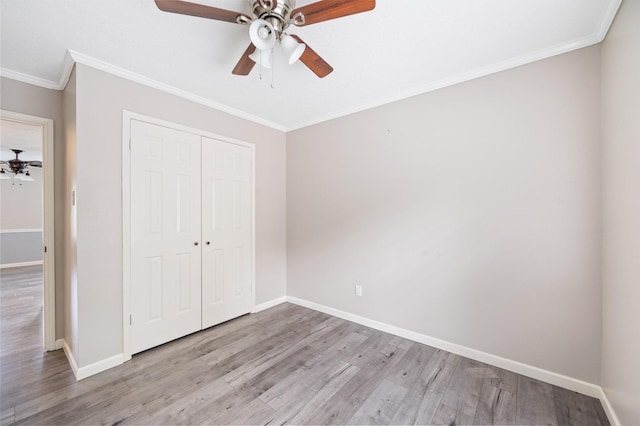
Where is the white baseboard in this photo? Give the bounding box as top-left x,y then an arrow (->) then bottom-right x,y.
0,260 -> 43,269
598,387 -> 621,426
61,339 -> 125,381
253,296 -> 287,313
61,339 -> 80,379
75,353 -> 125,381
54,338 -> 64,350
286,296 -> 603,399
54,295 -> 620,425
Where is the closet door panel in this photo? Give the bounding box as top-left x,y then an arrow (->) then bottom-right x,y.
130,120 -> 202,354
201,137 -> 252,328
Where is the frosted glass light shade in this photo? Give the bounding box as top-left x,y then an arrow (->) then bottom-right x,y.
249,19 -> 276,51
0,170 -> 10,180
15,171 -> 34,182
249,49 -> 272,68
281,34 -> 305,64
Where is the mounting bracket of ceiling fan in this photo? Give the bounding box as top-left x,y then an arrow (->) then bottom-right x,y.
154,0 -> 376,78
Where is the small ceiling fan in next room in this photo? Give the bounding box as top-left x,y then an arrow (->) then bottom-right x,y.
154,0 -> 376,78
0,149 -> 42,183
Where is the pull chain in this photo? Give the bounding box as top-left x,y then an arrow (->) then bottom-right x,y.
270,47 -> 275,89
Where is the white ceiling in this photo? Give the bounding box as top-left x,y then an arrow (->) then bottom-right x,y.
1,119 -> 43,162
0,0 -> 620,131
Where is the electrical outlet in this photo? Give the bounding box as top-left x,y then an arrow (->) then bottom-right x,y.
355,285 -> 363,297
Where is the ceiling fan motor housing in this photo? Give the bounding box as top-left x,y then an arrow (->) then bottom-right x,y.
249,0 -> 297,37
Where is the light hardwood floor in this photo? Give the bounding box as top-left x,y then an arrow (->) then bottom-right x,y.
1,266 -> 609,425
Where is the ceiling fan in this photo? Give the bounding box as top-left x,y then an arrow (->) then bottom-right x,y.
0,149 -> 42,181
154,0 -> 376,78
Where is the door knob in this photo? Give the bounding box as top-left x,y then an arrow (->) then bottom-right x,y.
206,241 -> 211,245
194,242 -> 199,246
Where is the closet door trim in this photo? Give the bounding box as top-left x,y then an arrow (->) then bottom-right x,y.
122,110 -> 255,361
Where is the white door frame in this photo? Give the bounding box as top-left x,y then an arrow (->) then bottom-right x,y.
1,110 -> 57,351
121,110 -> 256,361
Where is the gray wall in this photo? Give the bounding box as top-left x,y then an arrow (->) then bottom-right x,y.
1,77 -> 65,338
0,165 -> 43,230
0,231 -> 43,264
62,67 -> 79,362
287,46 -> 603,384
1,163 -> 44,266
601,0 -> 640,423
71,63 -> 287,367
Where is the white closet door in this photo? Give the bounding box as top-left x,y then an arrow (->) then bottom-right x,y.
130,120 -> 202,354
201,137 -> 253,328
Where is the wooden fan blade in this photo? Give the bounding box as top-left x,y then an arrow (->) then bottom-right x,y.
232,44 -> 257,75
155,0 -> 249,24
27,161 -> 43,168
290,0 -> 375,26
291,35 -> 333,78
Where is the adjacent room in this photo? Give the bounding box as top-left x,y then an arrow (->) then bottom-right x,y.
0,0 -> 638,424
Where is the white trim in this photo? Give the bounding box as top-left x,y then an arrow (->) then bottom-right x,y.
252,296 -> 287,313
0,228 -> 43,233
122,110 -> 256,361
1,110 -> 57,352
286,22 -> 623,131
61,339 -> 79,378
122,111 -> 132,362
2,51 -> 285,131
67,51 -> 286,132
3,7 -> 622,133
596,0 -> 622,42
0,68 -> 59,90
65,34 -> 620,132
286,296 -> 603,399
0,260 -> 43,269
57,51 -> 77,90
250,148 -> 256,318
598,387 -> 622,426
42,112 -> 57,352
75,354 -> 125,381
61,339 -> 124,380
124,111 -> 257,149
54,338 -> 64,351
288,295 -> 620,426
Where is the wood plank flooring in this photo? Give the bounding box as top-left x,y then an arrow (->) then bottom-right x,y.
1,266 -> 609,425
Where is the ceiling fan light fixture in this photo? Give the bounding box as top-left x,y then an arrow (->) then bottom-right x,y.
249,48 -> 272,68
0,170 -> 10,180
20,171 -> 35,182
281,33 -> 305,64
249,19 -> 276,50
154,0 -> 376,78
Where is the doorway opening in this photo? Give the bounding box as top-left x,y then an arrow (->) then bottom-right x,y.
1,110 -> 56,351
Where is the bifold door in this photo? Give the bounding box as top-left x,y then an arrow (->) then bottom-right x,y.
129,119 -> 253,354
201,137 -> 253,328
130,120 -> 202,354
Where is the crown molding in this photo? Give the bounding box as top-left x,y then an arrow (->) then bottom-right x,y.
596,0 -> 622,42
1,0 -> 621,133
1,51 -> 286,132
286,2 -> 621,132
0,68 -> 59,90
65,51 -> 287,132
57,50 -> 77,90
